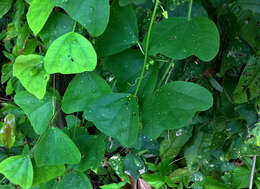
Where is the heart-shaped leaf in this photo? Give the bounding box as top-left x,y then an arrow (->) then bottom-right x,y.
145,16 -> 220,62
44,32 -> 97,74
62,72 -> 112,114
14,90 -> 56,135
95,0 -> 138,57
13,55 -> 49,99
0,155 -> 33,189
84,93 -> 139,147
142,81 -> 213,139
34,127 -> 81,166
51,0 -> 110,37
26,0 -> 54,36
57,171 -> 93,189
33,165 -> 65,186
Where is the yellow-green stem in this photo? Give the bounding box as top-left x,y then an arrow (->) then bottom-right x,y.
188,0 -> 193,21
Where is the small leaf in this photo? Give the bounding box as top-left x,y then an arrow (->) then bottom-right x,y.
142,81 -> 213,139
13,54 -> 49,99
0,155 -> 33,189
14,90 -> 56,135
34,127 -> 81,166
145,16 -> 220,61
51,0 -> 110,37
26,0 -> 54,35
62,72 -> 112,114
0,114 -> 16,149
56,171 -> 93,189
44,32 -> 97,74
84,93 -> 139,147
95,0 -> 138,57
33,165 -> 65,186
73,135 -> 106,172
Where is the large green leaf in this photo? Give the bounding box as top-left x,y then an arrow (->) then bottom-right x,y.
44,32 -> 97,74
34,127 -> 81,166
73,135 -> 106,172
13,55 -> 49,99
26,0 -> 54,36
57,171 -> 93,189
145,17 -> 220,61
14,90 -> 56,135
51,0 -> 109,37
33,165 -> 65,186
95,0 -> 138,57
0,0 -> 13,18
233,57 -> 260,104
84,93 -> 139,147
238,0 -> 260,14
62,72 -> 112,114
0,155 -> 33,189
142,81 -> 213,139
39,11 -> 74,47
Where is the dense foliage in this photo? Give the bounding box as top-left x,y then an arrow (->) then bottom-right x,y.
0,0 -> 259,188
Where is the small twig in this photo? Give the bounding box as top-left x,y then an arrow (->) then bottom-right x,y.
165,63 -> 174,84
249,155 -> 256,189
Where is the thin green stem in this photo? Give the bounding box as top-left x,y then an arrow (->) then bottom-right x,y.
134,0 -> 160,96
188,0 -> 193,21
157,60 -> 174,88
73,21 -> 77,32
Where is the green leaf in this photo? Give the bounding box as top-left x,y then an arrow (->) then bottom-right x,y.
238,0 -> 260,14
13,55 -> 49,99
44,32 -> 97,74
84,93 -> 139,147
142,81 -> 213,139
14,90 -> 56,135
62,72 -> 112,114
142,173 -> 165,189
160,127 -> 192,160
26,0 -> 54,36
146,16 -> 220,61
95,0 -> 138,57
203,177 -> 230,189
231,167 -> 250,189
33,165 -> 65,186
0,114 -> 16,149
34,127 -> 81,166
0,0 -> 13,18
39,11 -> 74,47
0,155 -> 33,189
233,57 -> 260,104
123,153 -> 145,179
73,135 -> 106,172
51,0 -> 110,37
100,182 -> 126,189
57,171 -> 93,189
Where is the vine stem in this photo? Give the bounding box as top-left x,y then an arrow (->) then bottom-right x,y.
134,0 -> 160,97
72,21 -> 77,32
249,156 -> 256,189
188,0 -> 193,21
